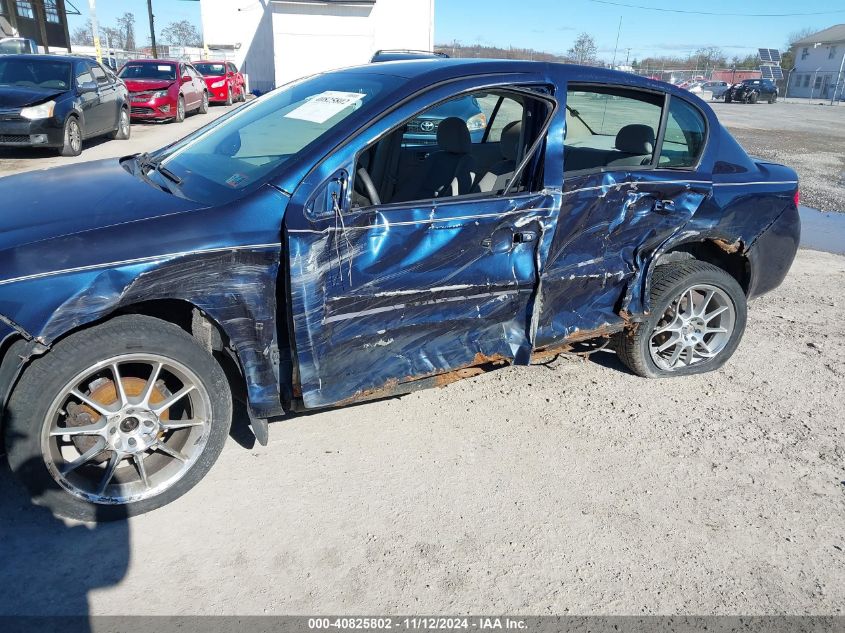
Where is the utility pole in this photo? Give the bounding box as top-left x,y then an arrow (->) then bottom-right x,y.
147,0 -> 157,58
88,0 -> 102,63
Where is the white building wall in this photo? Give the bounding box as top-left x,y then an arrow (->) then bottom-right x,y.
200,0 -> 433,94
789,41 -> 845,99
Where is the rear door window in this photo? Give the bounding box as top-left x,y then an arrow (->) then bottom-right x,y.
564,86 -> 663,173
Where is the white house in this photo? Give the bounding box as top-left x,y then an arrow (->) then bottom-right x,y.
199,0 -> 435,94
788,24 -> 845,101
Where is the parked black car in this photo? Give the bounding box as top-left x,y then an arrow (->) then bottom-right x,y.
0,54 -> 130,156
725,78 -> 778,104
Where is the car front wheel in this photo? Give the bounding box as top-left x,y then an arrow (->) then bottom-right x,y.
59,116 -> 82,156
615,260 -> 747,378
174,96 -> 186,123
4,315 -> 232,521
110,108 -> 131,140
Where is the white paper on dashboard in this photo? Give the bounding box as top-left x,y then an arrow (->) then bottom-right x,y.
284,91 -> 365,124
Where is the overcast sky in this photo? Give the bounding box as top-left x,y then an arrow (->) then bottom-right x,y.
67,0 -> 845,59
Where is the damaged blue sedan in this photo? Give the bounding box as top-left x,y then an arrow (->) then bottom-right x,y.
0,59 -> 800,520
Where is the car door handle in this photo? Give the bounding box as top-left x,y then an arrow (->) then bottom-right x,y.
513,231 -> 536,243
653,199 -> 676,213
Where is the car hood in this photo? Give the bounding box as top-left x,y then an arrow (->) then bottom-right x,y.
0,158 -> 207,254
122,78 -> 174,92
0,86 -> 65,108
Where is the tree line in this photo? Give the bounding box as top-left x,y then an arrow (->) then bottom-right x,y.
71,13 -> 203,50
436,26 -> 822,71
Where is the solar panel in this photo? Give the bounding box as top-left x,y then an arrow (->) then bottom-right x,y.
759,66 -> 784,80
758,48 -> 782,63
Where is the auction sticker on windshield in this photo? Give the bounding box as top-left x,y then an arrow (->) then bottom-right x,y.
284,91 -> 365,124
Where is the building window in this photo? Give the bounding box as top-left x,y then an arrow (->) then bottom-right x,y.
15,0 -> 34,19
830,46 -> 837,60
44,0 -> 60,23
814,76 -> 823,89
801,47 -> 809,60
803,74 -> 810,87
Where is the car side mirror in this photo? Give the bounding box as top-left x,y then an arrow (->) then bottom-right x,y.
78,80 -> 98,94
181,75 -> 192,84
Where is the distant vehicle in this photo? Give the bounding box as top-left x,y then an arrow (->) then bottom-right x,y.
370,49 -> 449,63
725,78 -> 777,104
0,54 -> 130,156
370,49 -> 485,144
193,60 -> 246,105
0,37 -> 37,55
699,80 -> 729,100
118,59 -> 208,123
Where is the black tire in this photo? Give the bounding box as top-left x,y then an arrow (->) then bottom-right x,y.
110,108 -> 131,140
749,92 -> 758,104
4,315 -> 232,522
769,94 -> 776,104
615,260 -> 747,379
173,96 -> 186,123
58,116 -> 82,156
198,91 -> 209,114
725,94 -> 732,103
225,86 -> 233,106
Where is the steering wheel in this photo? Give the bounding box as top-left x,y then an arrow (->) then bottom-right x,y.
356,167 -> 381,206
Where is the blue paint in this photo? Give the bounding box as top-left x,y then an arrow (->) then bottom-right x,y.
0,59 -> 802,416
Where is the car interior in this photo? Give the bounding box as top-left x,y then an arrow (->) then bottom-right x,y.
351,89 -> 553,208
564,85 -> 705,173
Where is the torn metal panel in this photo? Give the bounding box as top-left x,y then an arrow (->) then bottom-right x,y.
0,184 -> 289,420
287,193 -> 556,409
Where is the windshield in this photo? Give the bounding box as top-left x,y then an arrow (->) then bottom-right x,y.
0,39 -> 34,54
0,59 -> 72,90
155,71 -> 404,204
119,63 -> 176,81
194,63 -> 226,76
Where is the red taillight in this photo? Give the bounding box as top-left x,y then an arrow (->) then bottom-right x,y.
793,189 -> 801,207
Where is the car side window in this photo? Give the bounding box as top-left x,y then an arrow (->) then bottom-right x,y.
227,63 -> 237,74
564,86 -> 663,173
479,94 -> 525,143
91,64 -> 109,86
659,97 -> 706,169
179,63 -> 187,78
351,88 -> 552,209
76,65 -> 94,87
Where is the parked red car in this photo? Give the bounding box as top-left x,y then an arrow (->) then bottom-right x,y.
118,59 -> 209,123
194,60 -> 246,105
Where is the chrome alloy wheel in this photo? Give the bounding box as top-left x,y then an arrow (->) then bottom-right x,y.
648,284 -> 736,371
40,354 -> 212,505
68,119 -> 81,153
119,110 -> 129,136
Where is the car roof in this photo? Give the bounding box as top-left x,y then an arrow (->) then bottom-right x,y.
0,54 -> 80,63
124,59 -> 181,64
343,58 -> 689,94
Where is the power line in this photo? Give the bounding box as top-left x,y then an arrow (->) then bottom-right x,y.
588,0 -> 845,17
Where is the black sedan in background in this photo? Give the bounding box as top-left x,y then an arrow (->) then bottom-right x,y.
0,55 -> 131,156
724,78 -> 778,104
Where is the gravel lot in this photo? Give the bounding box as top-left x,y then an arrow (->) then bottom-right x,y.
711,101 -> 845,213
0,92 -> 843,618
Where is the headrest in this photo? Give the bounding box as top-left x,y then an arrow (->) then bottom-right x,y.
499,121 -> 522,161
437,117 -> 472,154
615,124 -> 655,155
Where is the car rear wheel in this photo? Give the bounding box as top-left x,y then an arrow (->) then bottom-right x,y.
110,108 -> 131,140
4,315 -> 232,522
174,96 -> 186,123
59,116 -> 82,157
615,260 -> 747,378
769,94 -> 776,104
199,91 -> 209,114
